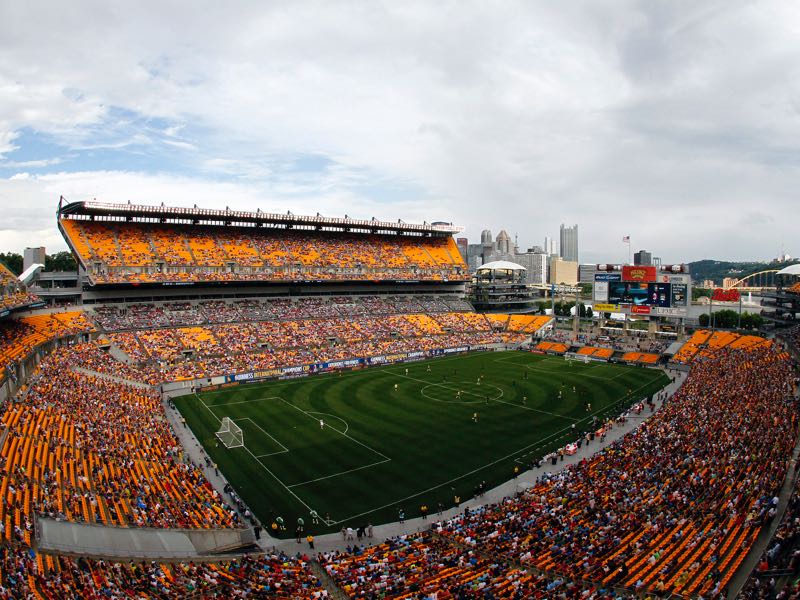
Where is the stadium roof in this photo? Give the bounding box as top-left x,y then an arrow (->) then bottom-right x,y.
777,264 -> 800,276
477,260 -> 526,271
58,198 -> 463,236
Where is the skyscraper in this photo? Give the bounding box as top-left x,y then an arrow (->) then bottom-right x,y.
456,238 -> 468,262
559,224 -> 578,262
496,230 -> 511,255
633,250 -> 653,266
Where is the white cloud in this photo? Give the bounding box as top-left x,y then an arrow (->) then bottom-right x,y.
0,1 -> 798,260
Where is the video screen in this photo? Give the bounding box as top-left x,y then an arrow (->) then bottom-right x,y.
647,283 -> 671,307
608,281 -> 649,305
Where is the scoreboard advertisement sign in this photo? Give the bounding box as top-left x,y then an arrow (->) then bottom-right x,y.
671,283 -> 688,306
622,265 -> 657,283
593,303 -> 619,312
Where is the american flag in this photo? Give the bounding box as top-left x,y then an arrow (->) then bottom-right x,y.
622,235 -> 630,243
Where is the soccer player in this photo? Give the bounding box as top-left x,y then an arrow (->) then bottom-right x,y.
426,365 -> 431,372
319,419 -> 324,429
405,368 -> 409,375
394,383 -> 398,392
522,395 -> 527,406
472,412 -> 478,423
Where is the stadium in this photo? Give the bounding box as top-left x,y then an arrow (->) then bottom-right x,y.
0,198 -> 795,599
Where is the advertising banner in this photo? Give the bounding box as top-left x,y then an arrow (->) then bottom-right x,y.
630,305 -> 651,315
594,281 -> 609,302
593,303 -> 619,312
712,288 -> 741,302
670,283 -> 688,306
653,307 -> 687,317
594,273 -> 622,282
622,265 -> 657,282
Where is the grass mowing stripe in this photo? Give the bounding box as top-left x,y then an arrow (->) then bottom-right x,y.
174,351 -> 670,536
195,393 -> 318,514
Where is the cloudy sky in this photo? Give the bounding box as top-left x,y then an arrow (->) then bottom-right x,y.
0,1 -> 797,263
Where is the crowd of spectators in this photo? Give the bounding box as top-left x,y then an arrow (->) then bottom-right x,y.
431,344 -> 795,597
0,311 -> 94,380
0,263 -> 41,313
673,329 -> 771,364
319,531 -> 640,599
90,296 -> 473,331
2,344 -> 241,532
61,218 -> 468,284
0,342 -> 326,597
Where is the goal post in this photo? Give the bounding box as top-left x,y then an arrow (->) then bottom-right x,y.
564,352 -> 590,365
216,417 -> 244,449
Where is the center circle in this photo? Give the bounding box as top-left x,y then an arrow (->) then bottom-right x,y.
421,381 -> 504,404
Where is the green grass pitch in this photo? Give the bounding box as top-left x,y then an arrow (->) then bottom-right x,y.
174,351 -> 669,537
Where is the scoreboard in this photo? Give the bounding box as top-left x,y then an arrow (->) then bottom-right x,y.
593,265 -> 691,317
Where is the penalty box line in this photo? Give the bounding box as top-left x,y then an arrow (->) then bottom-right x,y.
207,395 -> 392,489
193,394 -> 316,515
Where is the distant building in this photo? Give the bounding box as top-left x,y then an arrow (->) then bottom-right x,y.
456,238 -> 468,262
496,230 -> 511,255
544,236 -> 556,256
633,250 -> 652,266
578,263 -> 598,284
23,247 -> 46,272
466,244 -> 483,271
559,224 -> 578,262
549,256 -> 578,285
722,277 -> 738,289
702,279 -> 715,289
513,249 -> 548,284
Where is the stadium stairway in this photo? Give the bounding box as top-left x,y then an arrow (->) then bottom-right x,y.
308,561 -> 350,600
73,366 -> 153,390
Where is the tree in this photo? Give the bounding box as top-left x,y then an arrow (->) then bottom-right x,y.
0,252 -> 23,275
45,251 -> 77,272
586,307 -> 593,319
699,313 -> 710,327
692,287 -> 711,301
536,301 -> 548,315
578,303 -> 587,318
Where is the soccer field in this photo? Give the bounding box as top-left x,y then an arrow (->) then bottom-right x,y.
174,351 -> 669,537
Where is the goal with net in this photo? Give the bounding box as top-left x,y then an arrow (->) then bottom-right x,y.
216,417 -> 244,449
564,353 -> 590,365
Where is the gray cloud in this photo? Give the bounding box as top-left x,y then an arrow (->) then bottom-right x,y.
0,0 -> 798,261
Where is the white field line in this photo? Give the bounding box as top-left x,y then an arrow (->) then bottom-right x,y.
330,371 -> 670,525
196,394 -> 316,513
389,370 -> 578,421
233,417 -> 290,457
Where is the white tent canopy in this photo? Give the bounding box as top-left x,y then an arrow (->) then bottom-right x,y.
477,260 -> 526,271
776,264 -> 800,276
